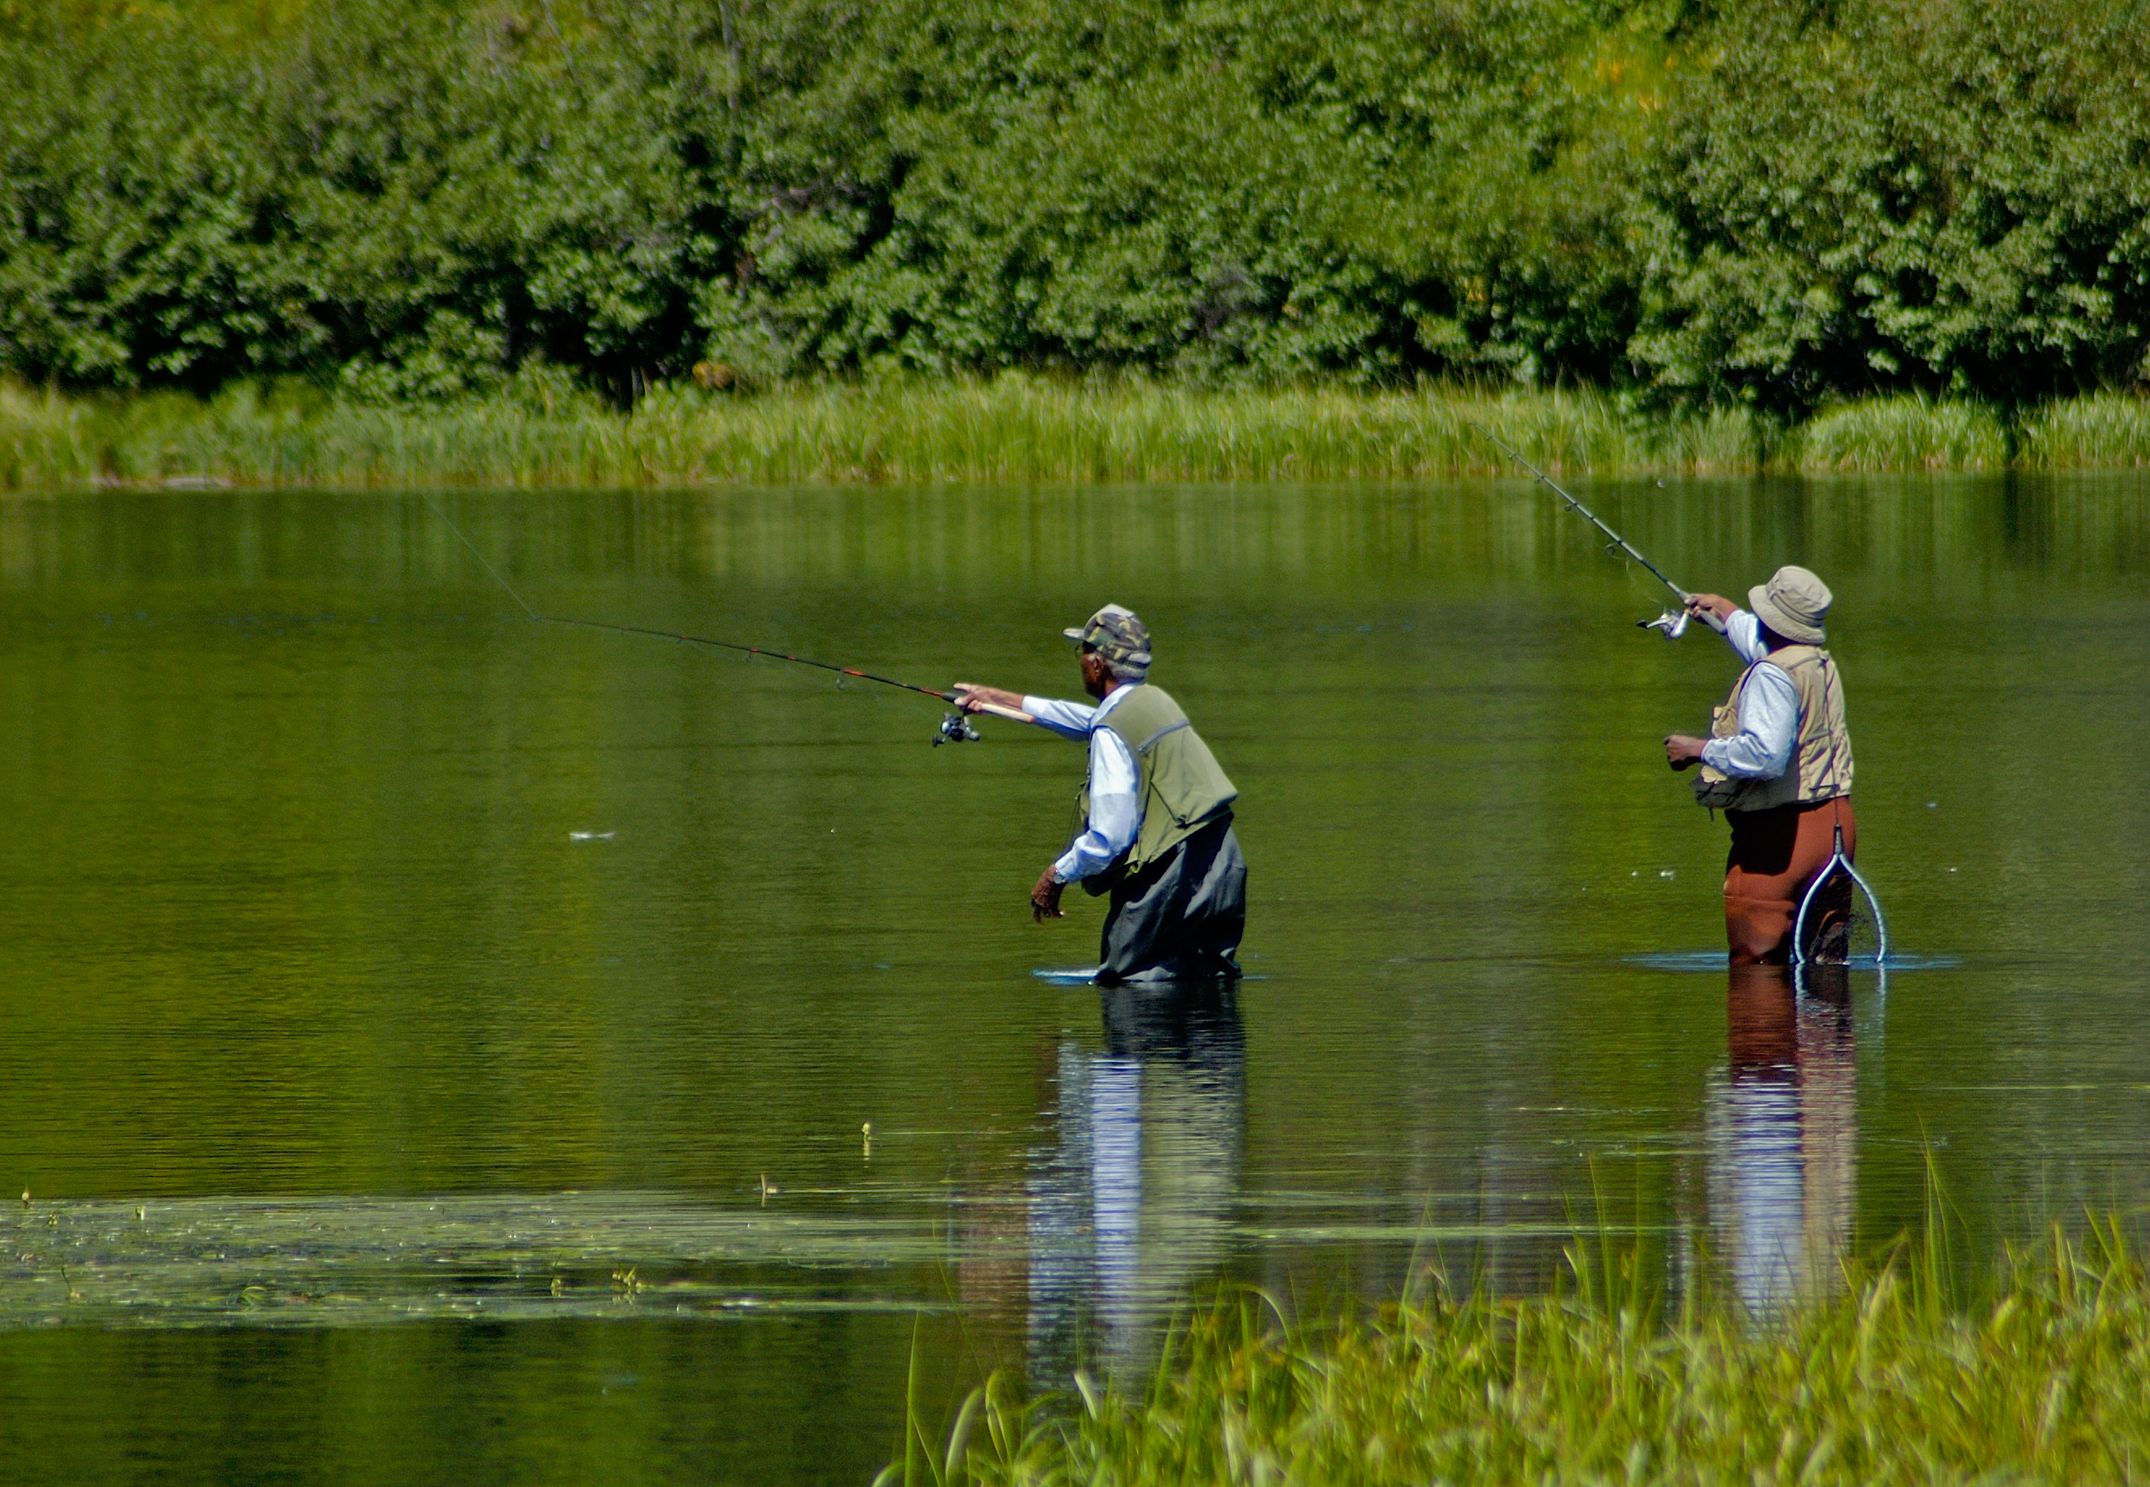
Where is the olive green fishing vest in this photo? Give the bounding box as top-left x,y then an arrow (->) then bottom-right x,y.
1077,685 -> 1238,873
1694,644 -> 1854,813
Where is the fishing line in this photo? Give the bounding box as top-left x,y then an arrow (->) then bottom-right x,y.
422,492 -> 540,621
534,614 -> 956,702
1467,421 -> 1721,639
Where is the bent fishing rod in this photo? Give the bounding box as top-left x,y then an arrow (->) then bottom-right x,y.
423,494 -> 1031,745
1469,422 -> 1724,640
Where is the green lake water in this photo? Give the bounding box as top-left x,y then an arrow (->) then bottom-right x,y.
1,476 -> 2146,1483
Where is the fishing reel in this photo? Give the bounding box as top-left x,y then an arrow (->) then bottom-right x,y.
933,711 -> 983,746
1640,600 -> 1730,640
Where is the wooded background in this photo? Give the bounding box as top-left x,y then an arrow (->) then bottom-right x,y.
5,0 -> 2147,418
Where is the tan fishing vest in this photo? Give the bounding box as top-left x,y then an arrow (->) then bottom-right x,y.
1076,684 -> 1238,875
1693,644 -> 1853,813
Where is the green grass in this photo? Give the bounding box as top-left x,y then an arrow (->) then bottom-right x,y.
8,376 -> 2150,489
1795,393 -> 2013,472
891,1219 -> 2150,1485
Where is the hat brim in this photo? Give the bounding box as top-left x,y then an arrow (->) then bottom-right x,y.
1748,583 -> 1825,644
1062,626 -> 1087,644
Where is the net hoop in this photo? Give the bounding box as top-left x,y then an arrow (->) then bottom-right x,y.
1790,823 -> 1888,967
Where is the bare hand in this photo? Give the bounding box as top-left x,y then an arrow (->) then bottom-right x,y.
1031,865 -> 1066,923
1664,734 -> 1707,771
954,683 -> 1024,714
1684,593 -> 1736,625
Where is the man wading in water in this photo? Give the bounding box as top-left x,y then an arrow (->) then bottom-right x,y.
955,605 -> 1246,984
1663,567 -> 1857,966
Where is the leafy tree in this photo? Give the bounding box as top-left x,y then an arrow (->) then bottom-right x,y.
3,0 -> 2146,409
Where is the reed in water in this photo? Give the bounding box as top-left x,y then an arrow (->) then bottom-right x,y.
889,1217 -> 2150,1486
18,377 -> 2150,490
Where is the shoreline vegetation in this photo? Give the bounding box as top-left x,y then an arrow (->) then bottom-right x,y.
11,4 -> 2150,464
891,1221 -> 2150,1486
9,380 -> 2150,490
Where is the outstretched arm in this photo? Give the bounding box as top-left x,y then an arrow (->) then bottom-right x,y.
956,684 -> 1093,739
1685,593 -> 1737,626
952,682 -> 1024,712
949,682 -> 1042,728
1686,597 -> 1767,661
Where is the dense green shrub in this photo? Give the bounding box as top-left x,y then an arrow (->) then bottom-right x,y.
2,0 -> 2146,411
1630,0 -> 2150,421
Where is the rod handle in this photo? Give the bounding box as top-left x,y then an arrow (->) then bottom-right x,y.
1676,594 -> 1729,634
967,701 -> 1036,725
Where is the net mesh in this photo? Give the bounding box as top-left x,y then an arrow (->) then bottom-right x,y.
1796,859 -> 1884,967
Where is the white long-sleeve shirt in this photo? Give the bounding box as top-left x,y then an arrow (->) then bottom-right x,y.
1700,610 -> 1800,780
1023,685 -> 1143,884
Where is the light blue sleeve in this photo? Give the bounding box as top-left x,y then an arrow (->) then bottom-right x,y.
1725,609 -> 1768,663
1701,662 -> 1799,779
1022,694 -> 1099,741
1052,728 -> 1141,883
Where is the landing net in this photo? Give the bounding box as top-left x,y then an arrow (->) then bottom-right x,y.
1791,829 -> 1887,968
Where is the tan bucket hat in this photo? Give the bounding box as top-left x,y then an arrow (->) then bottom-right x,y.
1747,566 -> 1831,644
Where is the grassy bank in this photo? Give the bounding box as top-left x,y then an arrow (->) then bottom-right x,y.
894,1222 -> 2150,1486
8,379 -> 2150,489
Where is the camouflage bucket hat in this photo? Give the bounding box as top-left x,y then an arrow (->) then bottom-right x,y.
1062,603 -> 1152,673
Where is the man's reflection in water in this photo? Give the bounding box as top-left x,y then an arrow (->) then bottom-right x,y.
1026,983 -> 1244,1382
1705,965 -> 1858,1312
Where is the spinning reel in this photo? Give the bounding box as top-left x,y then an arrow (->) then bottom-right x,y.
933,711 -> 983,746
1640,607 -> 1692,640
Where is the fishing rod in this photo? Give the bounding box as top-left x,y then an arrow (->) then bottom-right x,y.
539,615 -> 1036,744
422,494 -> 1032,745
1469,422 -> 1724,640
